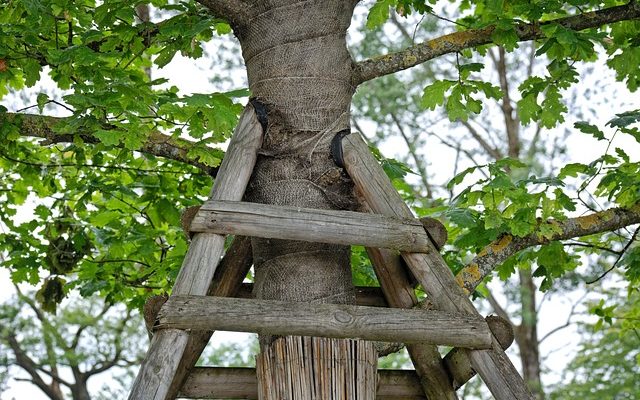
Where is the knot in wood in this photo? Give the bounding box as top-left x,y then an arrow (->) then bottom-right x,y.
334,309 -> 354,324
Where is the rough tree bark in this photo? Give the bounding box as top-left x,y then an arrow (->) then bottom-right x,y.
226,1 -> 378,398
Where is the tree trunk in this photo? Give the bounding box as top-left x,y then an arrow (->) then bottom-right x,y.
516,268 -> 543,399
233,1 -> 378,398
70,382 -> 92,400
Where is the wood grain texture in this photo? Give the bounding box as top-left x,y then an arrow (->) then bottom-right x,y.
341,132 -> 533,400
191,200 -> 431,252
128,104 -> 263,400
156,295 -> 492,348
168,235 -> 254,400
444,315 -> 515,389
179,367 -> 427,399
366,247 -> 458,399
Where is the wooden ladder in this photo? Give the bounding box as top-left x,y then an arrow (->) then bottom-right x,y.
128,103 -> 533,400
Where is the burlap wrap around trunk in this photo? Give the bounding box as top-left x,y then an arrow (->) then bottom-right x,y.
237,0 -> 360,345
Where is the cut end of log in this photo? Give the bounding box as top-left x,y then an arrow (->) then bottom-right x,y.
143,294 -> 168,337
180,206 -> 201,239
485,315 -> 514,350
419,217 -> 448,250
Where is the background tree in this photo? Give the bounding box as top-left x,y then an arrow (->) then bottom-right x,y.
0,290 -> 147,400
1,0 -> 640,398
549,284 -> 640,399
352,7 -> 639,398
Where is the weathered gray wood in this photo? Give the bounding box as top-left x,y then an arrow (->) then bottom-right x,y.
156,295 -> 492,348
444,315 -> 515,389
342,132 -> 533,400
129,104 -> 263,400
366,246 -> 459,399
178,367 -> 426,399
236,283 -> 388,307
167,235 -> 254,400
190,200 -> 431,252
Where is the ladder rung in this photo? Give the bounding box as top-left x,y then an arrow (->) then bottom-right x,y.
190,200 -> 433,253
156,295 -> 492,349
179,367 -> 426,399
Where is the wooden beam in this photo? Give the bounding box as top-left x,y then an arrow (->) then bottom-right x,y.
444,315 -> 515,389
366,245 -> 459,399
190,200 -> 432,253
179,367 -> 426,399
341,132 -> 533,400
128,104 -> 263,400
156,296 -> 492,348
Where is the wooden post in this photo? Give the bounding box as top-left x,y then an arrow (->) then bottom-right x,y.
191,200 -> 432,252
366,246 -> 459,399
179,367 -> 429,399
128,104 -> 263,400
341,132 -> 533,400
156,296 -> 492,348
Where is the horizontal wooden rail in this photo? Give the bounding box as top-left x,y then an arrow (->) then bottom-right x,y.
156,296 -> 492,348
179,367 -> 426,399
190,200 -> 431,252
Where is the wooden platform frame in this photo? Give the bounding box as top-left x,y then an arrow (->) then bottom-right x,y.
128,107 -> 532,400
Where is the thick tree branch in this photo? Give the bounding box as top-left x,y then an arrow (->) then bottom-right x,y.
455,202 -> 640,294
2,113 -> 218,176
353,2 -> 640,84
6,333 -> 65,400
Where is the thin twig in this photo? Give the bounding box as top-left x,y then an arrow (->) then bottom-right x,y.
587,225 -> 640,284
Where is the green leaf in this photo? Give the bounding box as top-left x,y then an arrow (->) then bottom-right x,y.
36,93 -> 49,112
420,80 -> 455,110
558,163 -> 589,178
447,165 -> 480,189
93,129 -> 123,147
607,110 -> 640,128
446,208 -> 477,228
518,94 -> 540,125
574,121 -> 605,140
366,0 -> 394,29
458,63 -> 484,79
446,85 -> 468,121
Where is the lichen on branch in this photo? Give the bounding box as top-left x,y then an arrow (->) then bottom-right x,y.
455,202 -> 640,294
353,2 -> 640,85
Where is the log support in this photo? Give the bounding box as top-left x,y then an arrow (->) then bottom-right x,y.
340,132 -> 533,400
128,103 -> 264,400
155,295 -> 493,348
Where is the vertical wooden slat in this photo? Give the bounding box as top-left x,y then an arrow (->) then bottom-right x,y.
256,337 -> 377,399
128,104 -> 263,400
341,132 -> 533,400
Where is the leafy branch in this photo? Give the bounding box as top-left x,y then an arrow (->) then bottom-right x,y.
354,2 -> 640,84
455,202 -> 640,294
1,112 -> 219,176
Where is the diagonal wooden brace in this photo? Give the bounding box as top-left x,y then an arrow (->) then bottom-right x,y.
340,132 -> 533,400
128,103 -> 264,400
367,246 -> 460,399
